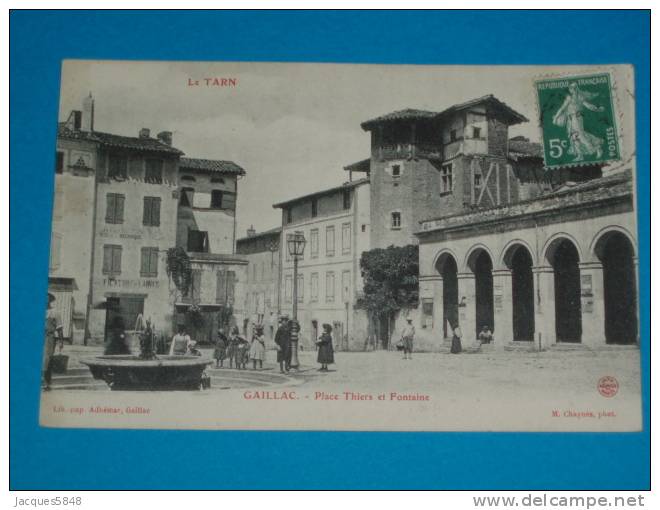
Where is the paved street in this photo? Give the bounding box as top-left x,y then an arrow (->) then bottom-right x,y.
50,344 -> 641,401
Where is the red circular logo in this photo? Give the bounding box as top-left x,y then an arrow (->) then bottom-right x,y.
598,376 -> 619,397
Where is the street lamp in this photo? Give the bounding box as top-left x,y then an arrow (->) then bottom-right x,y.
287,231 -> 306,369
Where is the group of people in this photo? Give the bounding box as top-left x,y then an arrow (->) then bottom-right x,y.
399,318 -> 494,356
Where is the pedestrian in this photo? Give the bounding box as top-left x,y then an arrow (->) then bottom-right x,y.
169,325 -> 192,356
400,318 -> 415,360
227,326 -> 241,369
274,316 -> 291,373
236,336 -> 250,370
478,325 -> 493,345
451,322 -> 463,354
43,293 -> 63,391
316,323 -> 335,371
214,327 -> 228,368
250,325 -> 266,370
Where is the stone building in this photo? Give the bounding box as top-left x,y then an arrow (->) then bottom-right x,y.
54,95 -> 248,345
235,226 -> 282,340
273,179 -> 371,350
173,158 -> 248,344
50,96 -> 97,343
416,169 -> 638,349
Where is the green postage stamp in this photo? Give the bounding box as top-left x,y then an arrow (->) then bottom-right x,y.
535,73 -> 620,169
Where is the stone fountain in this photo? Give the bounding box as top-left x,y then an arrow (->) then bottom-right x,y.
81,318 -> 212,391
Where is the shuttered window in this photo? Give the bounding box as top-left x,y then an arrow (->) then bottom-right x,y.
105,193 -> 125,224
145,159 -> 163,184
142,197 -> 161,226
187,230 -> 209,253
108,155 -> 128,179
102,245 -> 122,276
222,191 -> 237,210
140,247 -> 159,277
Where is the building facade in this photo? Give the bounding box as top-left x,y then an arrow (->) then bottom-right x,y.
235,227 -> 282,340
274,179 -> 371,350
416,170 -> 638,350
174,158 -> 248,344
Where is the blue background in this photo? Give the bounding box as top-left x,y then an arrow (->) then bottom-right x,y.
10,10 -> 650,490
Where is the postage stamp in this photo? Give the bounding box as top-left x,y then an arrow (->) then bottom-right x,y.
535,73 -> 620,169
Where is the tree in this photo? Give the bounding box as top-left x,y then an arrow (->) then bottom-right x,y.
356,244 -> 419,348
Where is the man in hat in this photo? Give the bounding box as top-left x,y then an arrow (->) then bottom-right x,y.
400,318 -> 415,360
274,315 -> 291,373
43,292 -> 63,390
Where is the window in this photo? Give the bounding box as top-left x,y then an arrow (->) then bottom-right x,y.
342,190 -> 351,210
325,271 -> 335,302
181,175 -> 196,183
216,270 -> 236,304
342,223 -> 351,255
211,177 -> 225,184
473,126 -> 482,138
310,272 -> 319,302
105,193 -> 125,224
285,208 -> 292,224
55,151 -> 64,174
342,270 -> 351,303
450,129 -> 457,142
311,198 -> 318,218
391,212 -> 401,229
285,275 -> 293,302
297,274 -> 304,302
49,232 -> 62,271
143,197 -> 161,226
180,187 -> 194,207
310,229 -> 319,258
145,159 -> 163,184
140,247 -> 159,277
326,226 -> 335,256
102,244 -> 122,276
108,154 -> 128,180
187,229 -> 209,252
361,224 -> 367,233
211,190 -> 223,209
440,163 -> 453,193
391,164 -> 401,178
474,173 -> 482,187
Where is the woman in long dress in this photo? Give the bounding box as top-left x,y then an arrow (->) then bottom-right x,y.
552,82 -> 605,162
450,322 -> 462,354
250,325 -> 266,370
316,323 -> 335,371
213,327 -> 228,368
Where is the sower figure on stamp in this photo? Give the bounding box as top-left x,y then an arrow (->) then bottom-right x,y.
400,318 -> 415,360
274,316 -> 291,373
43,293 -> 63,391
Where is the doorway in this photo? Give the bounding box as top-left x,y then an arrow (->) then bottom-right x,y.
551,240 -> 582,343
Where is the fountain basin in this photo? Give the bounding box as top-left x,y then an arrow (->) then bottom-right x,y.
81,355 -> 212,391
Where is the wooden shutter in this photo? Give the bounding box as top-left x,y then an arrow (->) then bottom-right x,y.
140,247 -> 149,275
105,194 -> 115,223
226,271 -> 236,304
222,192 -> 237,210
151,198 -> 161,226
112,246 -> 122,274
103,245 -> 112,273
216,270 -> 226,304
149,248 -> 158,276
142,198 -> 150,225
116,195 -> 125,223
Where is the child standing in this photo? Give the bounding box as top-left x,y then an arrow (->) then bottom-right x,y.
250,325 -> 266,370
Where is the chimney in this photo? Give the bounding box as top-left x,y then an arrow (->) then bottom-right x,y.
139,128 -> 151,139
247,225 -> 256,237
81,93 -> 94,131
157,131 -> 173,146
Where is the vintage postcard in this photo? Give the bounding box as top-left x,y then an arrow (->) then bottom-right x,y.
40,60 -> 641,431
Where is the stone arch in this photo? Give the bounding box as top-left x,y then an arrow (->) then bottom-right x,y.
499,239 -> 537,270
542,232 -> 583,266
590,225 -> 637,262
432,248 -> 460,274
464,243 -> 496,273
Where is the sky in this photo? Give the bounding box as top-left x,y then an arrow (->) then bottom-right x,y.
59,61 -> 634,236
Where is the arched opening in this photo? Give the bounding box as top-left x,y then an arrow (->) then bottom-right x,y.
596,232 -> 638,344
548,239 -> 582,343
506,246 -> 535,341
435,254 -> 458,338
469,250 -> 494,339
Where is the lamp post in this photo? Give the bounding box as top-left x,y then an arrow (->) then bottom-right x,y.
287,231 -> 306,369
